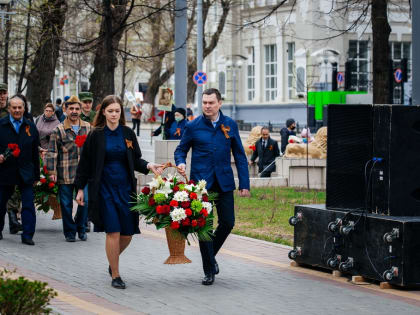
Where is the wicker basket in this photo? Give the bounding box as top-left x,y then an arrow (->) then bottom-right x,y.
157,162 -> 192,264
48,195 -> 62,220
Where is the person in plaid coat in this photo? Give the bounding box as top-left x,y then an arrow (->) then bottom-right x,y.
46,96 -> 91,242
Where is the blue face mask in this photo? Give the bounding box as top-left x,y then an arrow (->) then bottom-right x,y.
175,117 -> 183,123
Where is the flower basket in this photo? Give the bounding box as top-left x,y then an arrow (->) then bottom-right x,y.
48,195 -> 62,220
131,162 -> 217,264
34,158 -> 60,220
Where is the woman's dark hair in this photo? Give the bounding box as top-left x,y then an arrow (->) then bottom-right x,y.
93,95 -> 126,128
9,94 -> 29,113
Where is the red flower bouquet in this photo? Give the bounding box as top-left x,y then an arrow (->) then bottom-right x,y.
3,143 -> 20,160
75,135 -> 87,148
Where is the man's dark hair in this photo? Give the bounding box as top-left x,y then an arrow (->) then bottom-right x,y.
203,88 -> 222,101
261,126 -> 270,133
56,98 -> 62,105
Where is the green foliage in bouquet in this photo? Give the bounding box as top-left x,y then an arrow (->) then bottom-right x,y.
0,269 -> 57,314
131,175 -> 218,243
34,158 -> 59,213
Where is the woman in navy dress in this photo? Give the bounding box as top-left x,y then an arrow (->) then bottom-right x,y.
75,95 -> 162,289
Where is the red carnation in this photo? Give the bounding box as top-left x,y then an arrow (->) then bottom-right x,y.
177,181 -> 185,185
40,178 -> 47,184
181,218 -> 191,226
158,110 -> 165,117
12,148 -> 20,158
43,165 -> 48,174
198,217 -> 206,227
8,143 -> 18,150
202,195 -> 209,202
289,139 -> 294,143
141,186 -> 151,195
148,197 -> 156,206
185,208 -> 192,217
148,116 -> 156,122
200,209 -> 208,217
75,135 -> 87,148
156,205 -> 163,214
189,192 -> 197,200
173,185 -> 180,192
191,219 -> 198,227
162,205 -> 171,214
48,182 -> 55,188
169,200 -> 178,207
188,180 -> 195,185
180,201 -> 190,209
249,145 -> 256,152
170,221 -> 180,229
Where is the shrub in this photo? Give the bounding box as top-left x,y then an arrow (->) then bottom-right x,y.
0,269 -> 57,315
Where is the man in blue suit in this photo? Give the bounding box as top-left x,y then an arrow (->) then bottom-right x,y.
175,88 -> 250,285
0,95 -> 40,245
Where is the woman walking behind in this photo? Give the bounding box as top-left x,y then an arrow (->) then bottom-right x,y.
36,103 -> 60,155
130,102 -> 142,136
74,95 -> 163,289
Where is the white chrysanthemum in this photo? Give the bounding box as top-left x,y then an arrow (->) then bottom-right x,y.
184,184 -> 194,192
148,178 -> 160,190
173,191 -> 189,202
40,175 -> 45,179
202,202 -> 213,213
170,207 -> 187,222
197,179 -> 207,191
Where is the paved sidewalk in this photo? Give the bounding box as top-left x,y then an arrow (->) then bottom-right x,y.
1,212 -> 420,315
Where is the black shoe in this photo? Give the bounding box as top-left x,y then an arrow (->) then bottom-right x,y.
111,277 -> 126,289
65,236 -> 76,242
214,261 -> 219,275
8,211 -> 22,234
86,221 -> 91,233
78,233 -> 87,241
202,273 -> 215,285
22,238 -> 35,245
0,232 -> 3,240
108,265 -> 112,277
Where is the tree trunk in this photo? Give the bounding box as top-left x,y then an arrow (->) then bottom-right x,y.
120,30 -> 128,102
3,5 -> 11,84
90,0 -> 130,106
26,0 -> 67,115
371,0 -> 391,104
17,0 -> 32,94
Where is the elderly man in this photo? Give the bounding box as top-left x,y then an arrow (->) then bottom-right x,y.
250,127 -> 280,177
0,95 -> 40,245
175,88 -> 250,285
79,92 -> 96,124
47,96 -> 91,242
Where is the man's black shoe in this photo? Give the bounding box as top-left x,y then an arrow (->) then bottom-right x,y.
65,236 -> 76,242
86,221 -> 91,233
111,277 -> 126,289
108,265 -> 112,277
0,232 -> 3,240
22,238 -> 35,245
78,233 -> 87,241
8,212 -> 22,234
214,261 -> 219,275
202,273 -> 215,285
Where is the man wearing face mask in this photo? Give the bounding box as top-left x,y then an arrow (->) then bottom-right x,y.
168,108 -> 187,140
46,96 -> 91,242
280,118 -> 296,155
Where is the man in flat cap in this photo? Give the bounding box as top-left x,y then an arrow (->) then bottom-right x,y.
79,92 -> 96,124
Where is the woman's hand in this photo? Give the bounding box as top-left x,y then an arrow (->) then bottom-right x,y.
76,189 -> 84,206
147,163 -> 164,176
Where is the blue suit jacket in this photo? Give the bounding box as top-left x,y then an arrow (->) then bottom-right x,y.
174,111 -> 250,192
0,115 -> 40,185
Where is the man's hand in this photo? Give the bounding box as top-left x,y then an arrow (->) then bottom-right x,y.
147,163 -> 164,176
0,154 -> 4,164
49,175 -> 57,182
177,164 -> 186,177
239,189 -> 250,197
76,189 -> 84,206
248,160 -> 254,166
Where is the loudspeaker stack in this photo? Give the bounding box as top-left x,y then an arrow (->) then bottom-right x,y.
289,104 -> 420,287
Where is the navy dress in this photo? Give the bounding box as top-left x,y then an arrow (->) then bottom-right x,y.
95,125 -> 140,235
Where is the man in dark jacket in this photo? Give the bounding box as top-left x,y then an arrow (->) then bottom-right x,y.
0,95 -> 40,245
280,118 -> 296,154
250,127 -> 280,177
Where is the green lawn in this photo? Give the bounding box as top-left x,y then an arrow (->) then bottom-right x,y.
227,187 -> 325,246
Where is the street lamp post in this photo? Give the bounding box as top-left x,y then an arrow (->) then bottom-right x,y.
227,54 -> 247,121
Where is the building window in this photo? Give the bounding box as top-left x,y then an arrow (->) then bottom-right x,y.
391,41 -> 411,104
247,46 -> 255,101
287,42 -> 295,99
218,72 -> 226,95
264,44 -> 277,101
296,67 -> 305,93
348,40 -> 369,91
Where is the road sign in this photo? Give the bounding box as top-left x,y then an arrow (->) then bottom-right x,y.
337,72 -> 344,84
193,71 -> 207,86
394,68 -> 403,83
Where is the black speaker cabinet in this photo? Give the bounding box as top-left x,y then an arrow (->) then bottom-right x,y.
326,104 -> 373,210
290,205 -> 420,287
326,104 -> 420,216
